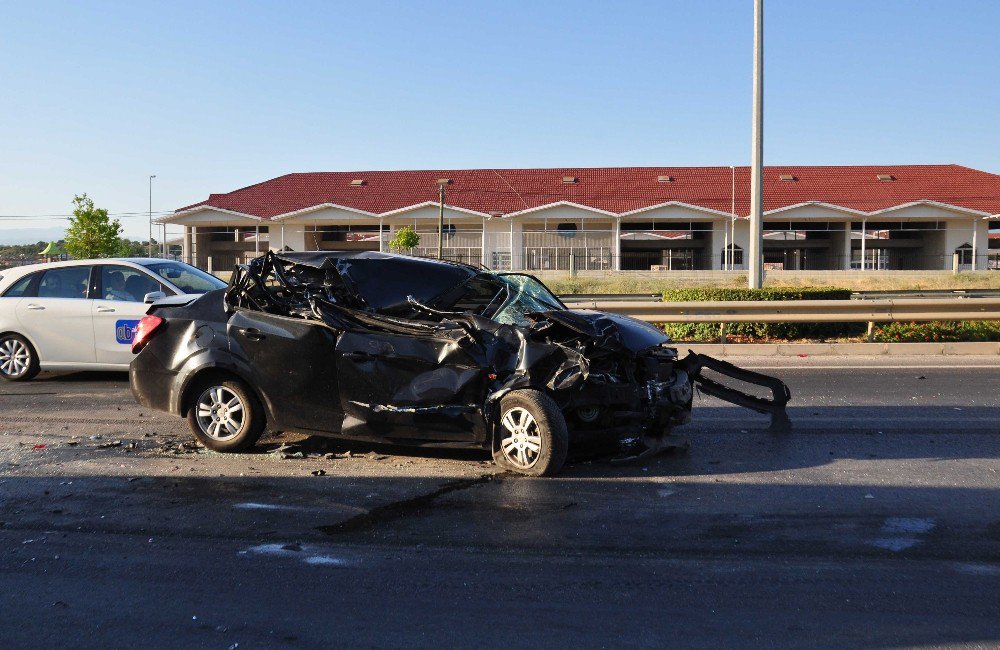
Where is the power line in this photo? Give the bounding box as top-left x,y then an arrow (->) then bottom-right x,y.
0,210 -> 174,220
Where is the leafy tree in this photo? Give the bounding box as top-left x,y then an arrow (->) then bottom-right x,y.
64,194 -> 130,259
389,226 -> 420,252
121,238 -> 156,257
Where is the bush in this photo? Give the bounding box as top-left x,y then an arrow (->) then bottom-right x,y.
389,226 -> 420,252
660,286 -> 863,342
872,321 -> 1000,343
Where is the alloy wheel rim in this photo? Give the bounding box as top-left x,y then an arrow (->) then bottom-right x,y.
499,406 -> 542,469
195,386 -> 245,441
0,339 -> 30,377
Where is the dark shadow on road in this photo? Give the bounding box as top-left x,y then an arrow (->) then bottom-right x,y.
34,370 -> 131,382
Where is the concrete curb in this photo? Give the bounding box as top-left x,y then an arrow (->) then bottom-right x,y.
683,341 -> 1000,357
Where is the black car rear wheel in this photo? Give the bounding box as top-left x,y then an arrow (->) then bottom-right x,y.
0,334 -> 39,382
186,378 -> 265,452
492,389 -> 568,477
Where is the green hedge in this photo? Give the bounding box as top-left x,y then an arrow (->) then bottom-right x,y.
660,287 -> 862,341
872,321 -> 1000,343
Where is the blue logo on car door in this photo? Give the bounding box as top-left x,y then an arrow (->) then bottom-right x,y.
116,320 -> 141,344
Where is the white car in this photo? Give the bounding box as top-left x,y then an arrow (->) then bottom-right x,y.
0,258 -> 227,380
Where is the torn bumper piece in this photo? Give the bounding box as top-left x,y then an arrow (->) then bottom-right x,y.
680,352 -> 792,434
680,352 -> 791,414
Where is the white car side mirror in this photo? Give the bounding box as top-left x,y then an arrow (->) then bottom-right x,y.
143,291 -> 167,304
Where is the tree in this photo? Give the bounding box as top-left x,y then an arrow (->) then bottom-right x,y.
64,194 -> 130,259
389,226 -> 420,252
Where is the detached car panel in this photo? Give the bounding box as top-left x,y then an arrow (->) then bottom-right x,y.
129,251 -> 791,475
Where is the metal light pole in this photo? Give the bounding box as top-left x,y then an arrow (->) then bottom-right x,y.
436,179 -> 451,259
748,0 -> 764,289
148,175 -> 156,257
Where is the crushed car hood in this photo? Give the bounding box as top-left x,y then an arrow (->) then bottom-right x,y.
527,309 -> 672,355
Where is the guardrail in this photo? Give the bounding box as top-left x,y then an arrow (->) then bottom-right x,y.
559,289 -> 1000,303
582,297 -> 1000,323
568,297 -> 1000,342
568,297 -> 1000,324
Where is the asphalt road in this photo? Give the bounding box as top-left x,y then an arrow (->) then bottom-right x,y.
1,356 -> 998,649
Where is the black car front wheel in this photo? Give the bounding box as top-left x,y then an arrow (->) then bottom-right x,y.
492,389 -> 568,477
187,378 -> 265,452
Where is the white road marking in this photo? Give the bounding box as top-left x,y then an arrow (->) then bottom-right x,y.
303,556 -> 350,566
233,502 -> 303,511
240,543 -> 354,567
233,501 -> 367,514
952,563 -> 1000,576
870,537 -> 921,552
881,517 -> 936,534
867,517 -> 936,552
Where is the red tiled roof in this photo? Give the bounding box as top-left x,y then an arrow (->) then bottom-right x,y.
177,165 -> 1000,219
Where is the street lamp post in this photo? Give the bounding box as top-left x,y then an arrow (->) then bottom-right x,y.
148,175 -> 156,257
748,0 -> 764,289
436,178 -> 452,260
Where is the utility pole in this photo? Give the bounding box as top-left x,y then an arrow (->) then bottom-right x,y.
436,178 -> 451,259
148,175 -> 156,257
748,0 -> 764,289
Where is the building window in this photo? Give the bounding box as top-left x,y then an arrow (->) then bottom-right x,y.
722,244 -> 744,266
955,243 -> 973,265
556,223 -> 578,239
316,225 -> 382,242
209,227 -> 238,242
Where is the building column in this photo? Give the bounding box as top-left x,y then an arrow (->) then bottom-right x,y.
860,219 -> 867,270
510,220 -> 522,271
971,217 -> 979,270
182,226 -> 193,264
843,222 -> 851,270
281,225 -> 308,251
613,218 -> 621,271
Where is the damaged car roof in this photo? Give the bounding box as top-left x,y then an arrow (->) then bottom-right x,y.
269,251 -> 480,313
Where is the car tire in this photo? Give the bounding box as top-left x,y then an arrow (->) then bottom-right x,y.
0,334 -> 40,382
186,377 -> 265,452
492,389 -> 568,477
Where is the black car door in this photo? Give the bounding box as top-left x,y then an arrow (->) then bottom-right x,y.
227,309 -> 343,433
335,321 -> 488,444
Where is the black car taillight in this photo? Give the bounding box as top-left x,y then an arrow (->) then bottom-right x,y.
132,315 -> 165,354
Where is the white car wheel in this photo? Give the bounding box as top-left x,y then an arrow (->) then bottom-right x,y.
0,335 -> 39,381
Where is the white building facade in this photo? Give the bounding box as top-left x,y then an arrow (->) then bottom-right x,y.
164,166 -> 1000,273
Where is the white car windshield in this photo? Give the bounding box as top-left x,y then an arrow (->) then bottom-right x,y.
141,261 -> 227,294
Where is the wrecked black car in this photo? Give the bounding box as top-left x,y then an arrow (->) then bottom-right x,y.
129,251 -> 790,476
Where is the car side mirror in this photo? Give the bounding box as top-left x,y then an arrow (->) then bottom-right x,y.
144,291 -> 167,304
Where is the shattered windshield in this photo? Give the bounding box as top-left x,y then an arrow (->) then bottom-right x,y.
491,273 -> 565,326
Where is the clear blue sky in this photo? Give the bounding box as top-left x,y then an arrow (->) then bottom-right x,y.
2,0 -> 999,240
